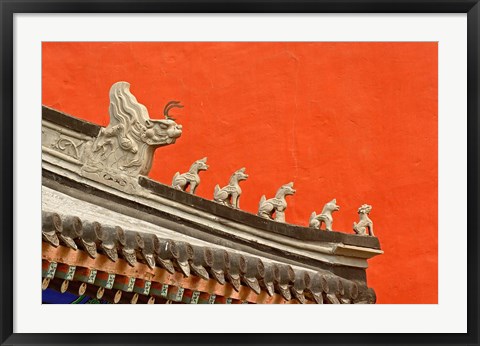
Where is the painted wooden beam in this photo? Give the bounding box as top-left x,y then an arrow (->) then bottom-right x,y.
42,243 -> 313,304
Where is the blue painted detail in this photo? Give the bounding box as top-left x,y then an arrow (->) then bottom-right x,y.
42,288 -> 109,304
42,288 -> 84,304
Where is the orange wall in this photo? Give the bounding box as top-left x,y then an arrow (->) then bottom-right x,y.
42,42 -> 438,303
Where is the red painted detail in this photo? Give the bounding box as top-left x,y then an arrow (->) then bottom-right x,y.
42,42 -> 438,304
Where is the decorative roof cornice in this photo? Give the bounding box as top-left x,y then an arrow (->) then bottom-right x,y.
42,211 -> 376,304
41,81 -> 383,304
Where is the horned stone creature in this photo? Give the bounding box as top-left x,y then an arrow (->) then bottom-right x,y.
309,199 -> 340,231
172,157 -> 209,194
353,204 -> 374,236
213,168 -> 249,208
81,81 -> 183,190
258,182 -> 296,223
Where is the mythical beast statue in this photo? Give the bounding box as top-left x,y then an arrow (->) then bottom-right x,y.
214,167 -> 249,208
309,199 -> 340,231
81,81 -> 183,191
258,182 -> 296,222
353,204 -> 374,236
172,157 -> 209,194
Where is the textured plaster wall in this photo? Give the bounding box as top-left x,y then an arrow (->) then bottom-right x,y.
42,42 -> 438,304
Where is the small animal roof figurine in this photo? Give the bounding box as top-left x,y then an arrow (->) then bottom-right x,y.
213,167 -> 249,209
172,157 -> 209,194
258,182 -> 296,223
353,204 -> 374,236
309,198 -> 340,231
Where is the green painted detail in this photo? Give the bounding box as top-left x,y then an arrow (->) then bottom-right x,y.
86,298 -> 101,304
160,284 -> 169,298
208,294 -> 216,304
242,300 -> 249,304
87,269 -> 97,284
46,262 -> 57,279
126,277 -> 135,292
65,266 -> 76,280
175,287 -> 184,301
226,298 -> 232,304
143,281 -> 151,295
105,273 -> 115,289
190,291 -> 200,304
71,295 -> 86,304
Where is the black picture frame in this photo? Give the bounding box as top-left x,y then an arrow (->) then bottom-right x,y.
1,1 -> 479,345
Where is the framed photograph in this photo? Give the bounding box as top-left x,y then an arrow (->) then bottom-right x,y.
1,1 -> 479,345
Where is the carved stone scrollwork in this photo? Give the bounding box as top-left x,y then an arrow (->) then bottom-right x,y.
51,137 -> 84,160
80,81 -> 183,192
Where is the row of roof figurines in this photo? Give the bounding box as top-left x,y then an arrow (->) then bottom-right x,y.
78,82 -> 374,237
170,157 -> 374,237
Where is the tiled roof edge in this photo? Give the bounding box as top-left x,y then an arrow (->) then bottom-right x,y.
42,168 -> 371,281
42,211 -> 376,304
